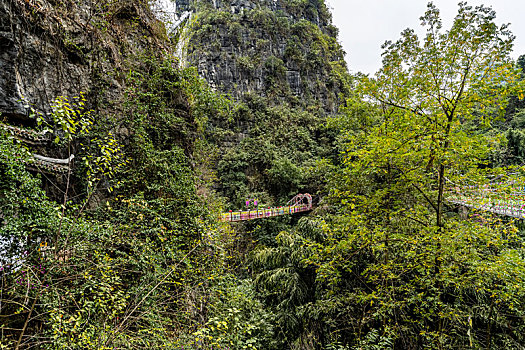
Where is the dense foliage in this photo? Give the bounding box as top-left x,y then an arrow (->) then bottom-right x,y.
4,1 -> 525,349
0,44 -> 273,350
251,2 -> 525,349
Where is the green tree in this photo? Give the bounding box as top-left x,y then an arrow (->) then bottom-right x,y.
252,217 -> 324,349
361,1 -> 523,228
313,2 -> 525,349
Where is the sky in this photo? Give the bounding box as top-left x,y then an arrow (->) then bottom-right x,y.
326,0 -> 525,74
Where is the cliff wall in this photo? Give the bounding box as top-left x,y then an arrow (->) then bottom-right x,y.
178,0 -> 348,114
0,0 -> 168,122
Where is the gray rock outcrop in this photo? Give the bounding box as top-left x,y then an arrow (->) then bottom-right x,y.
176,0 -> 346,114
0,0 -> 168,122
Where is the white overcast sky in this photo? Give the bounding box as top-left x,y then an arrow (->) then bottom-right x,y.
326,0 -> 525,74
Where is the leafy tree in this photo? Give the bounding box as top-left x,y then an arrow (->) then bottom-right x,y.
252,217 -> 324,349
361,1 -> 524,227
490,57 -> 525,167
0,131 -> 56,263
311,2 -> 525,349
216,102 -> 333,209
517,54 -> 525,75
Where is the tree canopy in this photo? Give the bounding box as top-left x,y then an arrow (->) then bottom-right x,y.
306,2 -> 525,348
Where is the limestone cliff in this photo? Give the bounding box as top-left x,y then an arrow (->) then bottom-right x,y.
0,0 -> 168,122
177,0 -> 348,114
170,0 -> 350,208
0,0 -> 183,204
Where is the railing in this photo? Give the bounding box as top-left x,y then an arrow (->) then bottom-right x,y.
220,204 -> 312,222
448,191 -> 525,219
1,123 -> 49,143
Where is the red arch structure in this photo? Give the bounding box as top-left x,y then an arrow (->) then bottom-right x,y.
220,193 -> 313,222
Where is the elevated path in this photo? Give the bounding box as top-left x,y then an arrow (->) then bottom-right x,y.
448,184 -> 525,219
220,193 -> 313,222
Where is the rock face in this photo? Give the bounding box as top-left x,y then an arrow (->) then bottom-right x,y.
0,0 -> 175,205
177,0 -> 347,114
0,0 -> 168,122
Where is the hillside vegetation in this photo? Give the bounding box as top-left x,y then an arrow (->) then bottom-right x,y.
2,1 -> 525,349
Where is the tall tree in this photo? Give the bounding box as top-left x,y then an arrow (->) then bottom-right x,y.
362,1 -> 523,228
312,2 -> 525,349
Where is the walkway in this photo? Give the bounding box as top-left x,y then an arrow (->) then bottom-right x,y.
220,193 -> 313,222
448,185 -> 525,219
